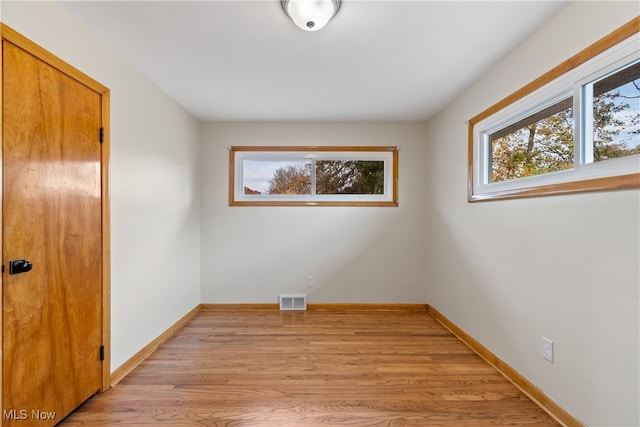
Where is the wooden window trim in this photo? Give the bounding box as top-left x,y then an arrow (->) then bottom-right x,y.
468,17 -> 640,202
229,146 -> 399,207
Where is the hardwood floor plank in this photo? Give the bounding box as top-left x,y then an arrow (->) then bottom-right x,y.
61,310 -> 560,426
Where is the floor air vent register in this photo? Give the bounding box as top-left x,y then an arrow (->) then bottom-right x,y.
279,294 -> 307,311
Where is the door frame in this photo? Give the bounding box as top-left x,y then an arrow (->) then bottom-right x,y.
0,23 -> 111,421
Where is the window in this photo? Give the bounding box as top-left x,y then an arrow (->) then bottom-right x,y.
489,96 -> 574,183
229,146 -> 398,206
469,19 -> 640,201
584,60 -> 640,164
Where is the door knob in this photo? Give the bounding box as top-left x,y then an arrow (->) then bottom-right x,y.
9,259 -> 33,275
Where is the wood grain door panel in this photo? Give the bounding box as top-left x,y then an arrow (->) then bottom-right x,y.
2,41 -> 103,426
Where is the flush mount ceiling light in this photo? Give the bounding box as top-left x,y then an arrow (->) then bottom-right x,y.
281,0 -> 341,32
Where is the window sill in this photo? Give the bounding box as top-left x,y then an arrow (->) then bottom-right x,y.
468,173 -> 639,202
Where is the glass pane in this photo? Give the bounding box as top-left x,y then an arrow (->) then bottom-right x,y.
243,160 -> 311,195
490,98 -> 574,183
316,160 -> 385,194
591,60 -> 640,162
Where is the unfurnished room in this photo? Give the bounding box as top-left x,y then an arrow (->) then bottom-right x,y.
0,1 -> 638,426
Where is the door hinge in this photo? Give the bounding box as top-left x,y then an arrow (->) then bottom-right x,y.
1,264 -> 4,274
99,127 -> 104,144
99,345 -> 105,361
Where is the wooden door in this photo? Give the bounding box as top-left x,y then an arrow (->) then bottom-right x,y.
2,40 -> 103,426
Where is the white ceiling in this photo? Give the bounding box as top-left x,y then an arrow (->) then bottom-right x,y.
61,1 -> 568,122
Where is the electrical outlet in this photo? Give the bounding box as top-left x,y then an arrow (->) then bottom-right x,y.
307,275 -> 315,287
541,337 -> 554,362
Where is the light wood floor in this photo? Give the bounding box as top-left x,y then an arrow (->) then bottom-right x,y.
61,309 -> 560,426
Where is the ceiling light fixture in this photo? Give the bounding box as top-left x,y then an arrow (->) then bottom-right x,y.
281,0 -> 341,32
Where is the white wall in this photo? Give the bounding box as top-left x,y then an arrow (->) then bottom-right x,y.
1,1 -> 202,371
201,122 -> 427,304
425,2 -> 639,426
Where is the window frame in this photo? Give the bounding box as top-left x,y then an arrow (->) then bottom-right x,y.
229,146 -> 399,206
468,18 -> 640,202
